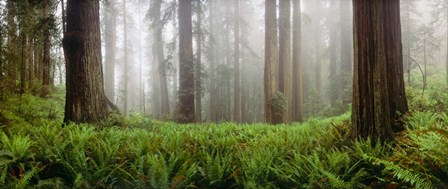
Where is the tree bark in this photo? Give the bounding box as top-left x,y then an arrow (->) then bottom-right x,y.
177,0 -> 195,123
264,0 -> 278,124
63,0 -> 109,123
279,0 -> 292,122
42,0 -> 51,91
352,0 -> 408,141
292,0 -> 303,122
123,0 -> 129,114
233,0 -> 242,123
208,0 -> 217,122
329,0 -> 338,108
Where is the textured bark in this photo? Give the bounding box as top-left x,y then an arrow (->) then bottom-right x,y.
104,0 -> 116,102
352,0 -> 408,141
177,0 -> 195,123
292,0 -> 303,122
233,0 -> 241,123
279,0 -> 292,122
264,0 -> 278,124
195,0 -> 202,122
6,0 -> 17,89
63,0 -> 109,123
42,0 -> 51,89
340,0 -> 352,107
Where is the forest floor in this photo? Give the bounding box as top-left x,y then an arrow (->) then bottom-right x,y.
0,74 -> 447,188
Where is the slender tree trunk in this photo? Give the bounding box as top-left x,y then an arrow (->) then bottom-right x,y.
352,0 -> 408,141
42,0 -> 51,96
340,0 -> 352,107
195,0 -> 202,122
279,0 -> 292,122
423,34 -> 427,92
233,0 -> 242,123
406,2 -> 411,85
7,0 -> 16,89
208,0 -> 217,122
20,34 -> 26,94
292,0 -> 303,122
446,10 -> 448,86
329,3 -> 338,108
62,0 -> 109,123
123,0 -> 129,114
177,0 -> 195,123
314,0 -> 322,96
104,0 -> 116,102
264,0 -> 278,124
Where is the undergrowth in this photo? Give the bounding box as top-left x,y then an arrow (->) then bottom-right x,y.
0,73 -> 447,188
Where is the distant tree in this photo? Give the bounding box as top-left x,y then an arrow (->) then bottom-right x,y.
177,0 -> 195,123
431,0 -> 448,85
292,0 -> 303,122
122,0 -> 129,114
234,0 -> 241,123
63,0 -> 109,123
150,0 -> 170,117
195,0 -> 203,122
340,0 -> 352,108
104,0 -> 117,102
42,0 -> 51,96
401,0 -> 419,84
352,0 -> 408,141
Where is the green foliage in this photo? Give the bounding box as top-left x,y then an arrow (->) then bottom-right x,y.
1,78 -> 448,188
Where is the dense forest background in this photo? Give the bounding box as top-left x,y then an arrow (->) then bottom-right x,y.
1,0 -> 448,188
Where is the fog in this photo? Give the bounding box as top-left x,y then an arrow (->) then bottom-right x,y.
47,0 -> 447,122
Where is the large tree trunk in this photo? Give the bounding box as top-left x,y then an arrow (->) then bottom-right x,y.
328,1 -> 338,108
279,0 -> 292,123
6,0 -> 17,90
340,0 -> 352,108
292,0 -> 303,122
233,0 -> 241,123
104,0 -> 117,102
63,0 -> 109,123
352,0 -> 408,141
42,0 -> 51,92
177,0 -> 195,123
264,0 -> 278,124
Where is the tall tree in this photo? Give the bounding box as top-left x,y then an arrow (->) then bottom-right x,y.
150,0 -> 170,117
279,0 -> 292,122
352,0 -> 408,141
292,0 -> 303,122
208,0 -> 217,122
122,0 -> 129,114
234,0 -> 241,123
177,0 -> 195,123
195,0 -> 202,122
104,0 -> 117,102
42,0 -> 51,94
340,0 -> 352,107
264,0 -> 278,124
63,0 -> 109,123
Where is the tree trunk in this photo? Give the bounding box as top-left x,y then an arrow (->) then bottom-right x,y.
63,0 -> 109,123
292,0 -> 303,122
152,0 -> 170,117
329,1 -> 338,108
233,0 -> 241,123
42,0 -> 51,92
279,0 -> 292,123
208,0 -> 217,122
314,0 -> 322,96
122,0 -> 129,114
340,0 -> 352,108
104,0 -> 116,102
177,0 -> 195,123
352,0 -> 408,141
264,0 -> 278,124
195,0 -> 203,122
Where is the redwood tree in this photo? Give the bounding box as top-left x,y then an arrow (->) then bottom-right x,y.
177,0 -> 195,123
352,0 -> 408,141
264,0 -> 278,124
292,0 -> 303,122
62,0 -> 109,123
